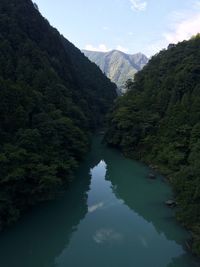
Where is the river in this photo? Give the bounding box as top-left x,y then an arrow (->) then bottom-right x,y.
0,136 -> 199,267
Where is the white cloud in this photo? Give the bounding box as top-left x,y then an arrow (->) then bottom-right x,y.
164,13 -> 200,43
85,44 -> 111,52
116,45 -> 129,53
193,0 -> 200,9
88,202 -> 104,213
146,9 -> 200,56
128,31 -> 134,36
93,228 -> 123,244
103,26 -> 109,31
129,0 -> 147,12
139,235 -> 148,248
84,44 -> 129,53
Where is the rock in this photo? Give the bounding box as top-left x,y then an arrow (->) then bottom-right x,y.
185,240 -> 192,251
149,173 -> 156,179
165,200 -> 177,207
151,164 -> 159,170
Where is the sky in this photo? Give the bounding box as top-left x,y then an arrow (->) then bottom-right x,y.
34,0 -> 200,57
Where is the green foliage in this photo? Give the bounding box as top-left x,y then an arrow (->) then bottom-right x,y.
0,0 -> 116,229
105,36 -> 200,256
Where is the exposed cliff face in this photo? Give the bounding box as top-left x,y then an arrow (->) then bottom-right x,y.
82,49 -> 148,93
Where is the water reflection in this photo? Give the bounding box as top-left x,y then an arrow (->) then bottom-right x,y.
0,136 -> 199,267
0,162 -> 91,267
100,138 -> 199,267
93,228 -> 123,244
103,151 -> 186,245
88,201 -> 104,213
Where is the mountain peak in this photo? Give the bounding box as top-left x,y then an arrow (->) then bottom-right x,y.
83,49 -> 148,93
109,49 -> 124,54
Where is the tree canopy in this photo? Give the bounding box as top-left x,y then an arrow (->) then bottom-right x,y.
105,35 -> 200,256
0,0 -> 116,228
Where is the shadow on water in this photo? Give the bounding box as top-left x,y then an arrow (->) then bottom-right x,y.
92,135 -> 200,267
91,136 -> 185,244
0,135 -> 199,267
103,148 -> 185,244
0,136 -> 106,267
0,158 -> 93,267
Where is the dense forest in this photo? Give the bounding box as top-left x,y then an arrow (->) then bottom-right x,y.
105,36 -> 200,256
0,0 -> 116,229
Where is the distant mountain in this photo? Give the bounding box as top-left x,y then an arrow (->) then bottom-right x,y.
82,50 -> 148,93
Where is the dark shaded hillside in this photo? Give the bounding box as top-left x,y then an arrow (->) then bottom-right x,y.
105,35 -> 200,255
0,0 -> 116,228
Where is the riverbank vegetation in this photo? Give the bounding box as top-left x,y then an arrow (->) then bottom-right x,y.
0,0 -> 116,229
105,35 -> 200,256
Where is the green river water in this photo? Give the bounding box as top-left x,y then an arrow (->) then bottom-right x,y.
0,136 -> 199,267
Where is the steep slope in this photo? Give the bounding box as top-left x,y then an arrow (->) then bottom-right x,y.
0,0 -> 116,228
83,50 -> 148,93
105,36 -> 200,256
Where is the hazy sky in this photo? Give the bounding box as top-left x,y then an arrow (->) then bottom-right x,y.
34,0 -> 200,56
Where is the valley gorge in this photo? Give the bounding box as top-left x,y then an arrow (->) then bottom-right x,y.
0,1 -> 199,266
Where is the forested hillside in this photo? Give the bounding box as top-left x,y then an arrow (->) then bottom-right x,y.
0,0 -> 116,229
105,35 -> 200,255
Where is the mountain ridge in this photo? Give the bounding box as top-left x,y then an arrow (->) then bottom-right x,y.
82,49 -> 148,93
